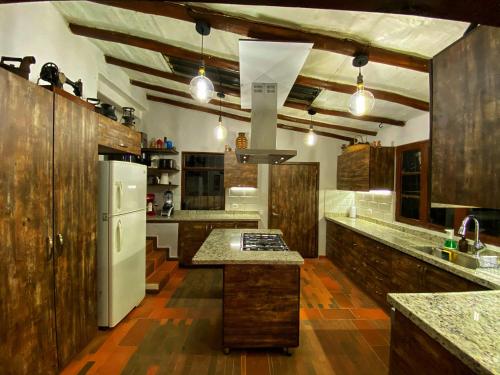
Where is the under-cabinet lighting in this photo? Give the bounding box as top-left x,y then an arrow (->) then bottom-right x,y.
229,187 -> 257,192
369,190 -> 392,196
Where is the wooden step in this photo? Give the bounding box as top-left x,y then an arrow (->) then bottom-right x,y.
146,258 -> 155,278
146,261 -> 178,293
146,250 -> 166,272
146,239 -> 154,254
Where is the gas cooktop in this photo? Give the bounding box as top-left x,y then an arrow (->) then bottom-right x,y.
241,233 -> 289,251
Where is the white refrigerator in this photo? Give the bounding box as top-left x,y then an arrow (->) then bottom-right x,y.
97,161 -> 147,327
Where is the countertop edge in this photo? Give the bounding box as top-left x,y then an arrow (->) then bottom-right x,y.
325,216 -> 499,290
387,292 -> 495,375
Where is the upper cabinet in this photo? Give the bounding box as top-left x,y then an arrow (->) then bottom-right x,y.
224,151 -> 258,188
97,114 -> 141,156
337,146 -> 394,191
431,26 -> 500,208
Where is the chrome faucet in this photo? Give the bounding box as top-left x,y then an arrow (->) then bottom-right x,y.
458,215 -> 485,253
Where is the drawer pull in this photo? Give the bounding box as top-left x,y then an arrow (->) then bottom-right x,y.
118,143 -> 127,148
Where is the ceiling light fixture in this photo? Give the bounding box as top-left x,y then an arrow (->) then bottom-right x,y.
215,92 -> 227,141
189,20 -> 214,103
305,108 -> 317,146
349,54 -> 375,116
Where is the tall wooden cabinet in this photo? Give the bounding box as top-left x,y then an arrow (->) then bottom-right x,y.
0,69 -> 97,374
431,26 -> 500,208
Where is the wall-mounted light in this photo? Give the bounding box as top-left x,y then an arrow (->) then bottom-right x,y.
214,92 -> 227,140
189,20 -> 214,103
304,108 -> 317,146
348,54 -> 375,116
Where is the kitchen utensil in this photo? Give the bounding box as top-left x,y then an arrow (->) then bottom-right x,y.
160,173 -> 170,185
159,159 -> 176,169
100,103 -> 117,121
0,56 -> 36,80
146,193 -> 156,216
161,190 -> 174,217
38,62 -> 83,97
150,155 -> 160,168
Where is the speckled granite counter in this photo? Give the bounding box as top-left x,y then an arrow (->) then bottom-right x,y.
388,291 -> 500,375
192,229 -> 304,265
147,210 -> 261,222
325,215 -> 500,290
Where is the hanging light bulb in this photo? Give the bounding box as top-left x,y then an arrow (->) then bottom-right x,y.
348,54 -> 375,116
190,20 -> 215,103
304,108 -> 317,146
214,92 -> 227,140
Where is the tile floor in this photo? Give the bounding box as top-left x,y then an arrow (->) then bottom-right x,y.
62,258 -> 390,375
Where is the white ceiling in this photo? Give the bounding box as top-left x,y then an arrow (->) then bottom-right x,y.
53,1 -> 469,137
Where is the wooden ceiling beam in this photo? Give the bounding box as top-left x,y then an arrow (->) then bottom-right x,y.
134,80 -> 376,136
72,24 -> 428,111
108,56 -> 408,124
147,94 -> 355,143
92,1 -> 429,72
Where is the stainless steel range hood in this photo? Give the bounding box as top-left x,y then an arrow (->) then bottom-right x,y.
236,82 -> 296,164
236,40 -> 313,164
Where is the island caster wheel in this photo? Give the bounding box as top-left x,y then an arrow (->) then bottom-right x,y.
223,348 -> 231,355
283,347 -> 292,356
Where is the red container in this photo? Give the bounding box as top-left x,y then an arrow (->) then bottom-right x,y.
146,193 -> 156,216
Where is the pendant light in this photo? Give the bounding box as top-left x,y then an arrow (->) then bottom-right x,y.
215,92 -> 227,140
189,20 -> 215,103
348,54 -> 375,116
304,108 -> 317,146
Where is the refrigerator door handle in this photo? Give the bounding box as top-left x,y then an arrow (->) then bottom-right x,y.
116,181 -> 123,210
117,219 -> 123,252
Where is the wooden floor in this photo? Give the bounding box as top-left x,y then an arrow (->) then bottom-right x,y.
62,258 -> 390,375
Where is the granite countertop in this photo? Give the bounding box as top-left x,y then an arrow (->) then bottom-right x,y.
147,210 -> 261,222
325,215 -> 500,290
388,291 -> 500,375
192,229 -> 304,265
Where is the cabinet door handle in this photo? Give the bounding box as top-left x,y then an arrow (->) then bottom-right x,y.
56,233 -> 64,256
118,143 -> 127,148
47,236 -> 54,261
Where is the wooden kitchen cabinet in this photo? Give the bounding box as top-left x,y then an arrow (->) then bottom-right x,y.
431,26 -> 500,208
97,114 -> 141,156
224,151 -> 258,188
0,69 -> 98,373
337,146 -> 394,191
325,220 -> 485,311
178,220 -> 259,266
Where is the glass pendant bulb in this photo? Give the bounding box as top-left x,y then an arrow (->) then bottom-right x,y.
349,72 -> 375,116
215,115 -> 227,140
304,125 -> 317,146
190,66 -> 214,103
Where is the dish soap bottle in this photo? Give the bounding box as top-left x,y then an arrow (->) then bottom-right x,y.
443,229 -> 458,250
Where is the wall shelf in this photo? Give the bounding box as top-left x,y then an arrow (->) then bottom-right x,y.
142,148 -> 178,155
147,167 -> 180,175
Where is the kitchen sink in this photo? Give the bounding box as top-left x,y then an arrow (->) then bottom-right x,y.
412,246 -> 480,270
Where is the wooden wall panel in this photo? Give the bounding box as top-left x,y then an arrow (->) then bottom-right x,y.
53,94 -> 98,368
269,163 -> 319,258
224,151 -> 257,188
431,26 -> 500,208
0,69 -> 58,374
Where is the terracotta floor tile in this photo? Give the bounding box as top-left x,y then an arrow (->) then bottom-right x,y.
319,308 -> 355,320
62,260 -> 390,375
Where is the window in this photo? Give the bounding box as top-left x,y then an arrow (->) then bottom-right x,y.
181,152 -> 225,210
396,141 -> 500,245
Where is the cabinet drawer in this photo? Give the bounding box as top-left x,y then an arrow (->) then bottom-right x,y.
97,114 -> 141,155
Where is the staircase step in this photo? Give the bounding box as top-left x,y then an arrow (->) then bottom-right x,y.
146,261 -> 178,293
146,239 -> 154,254
146,250 -> 166,271
146,258 -> 155,277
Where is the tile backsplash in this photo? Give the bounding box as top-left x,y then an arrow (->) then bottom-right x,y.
324,190 -> 355,215
355,191 -> 395,223
225,187 -> 260,211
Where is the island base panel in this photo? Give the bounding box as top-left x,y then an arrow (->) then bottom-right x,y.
389,309 -> 474,375
223,264 -> 300,349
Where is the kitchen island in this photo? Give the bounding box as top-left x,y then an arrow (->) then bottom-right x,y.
193,229 -> 304,354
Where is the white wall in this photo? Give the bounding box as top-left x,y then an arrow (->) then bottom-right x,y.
375,112 -> 429,146
143,101 -> 346,255
0,2 -> 148,120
